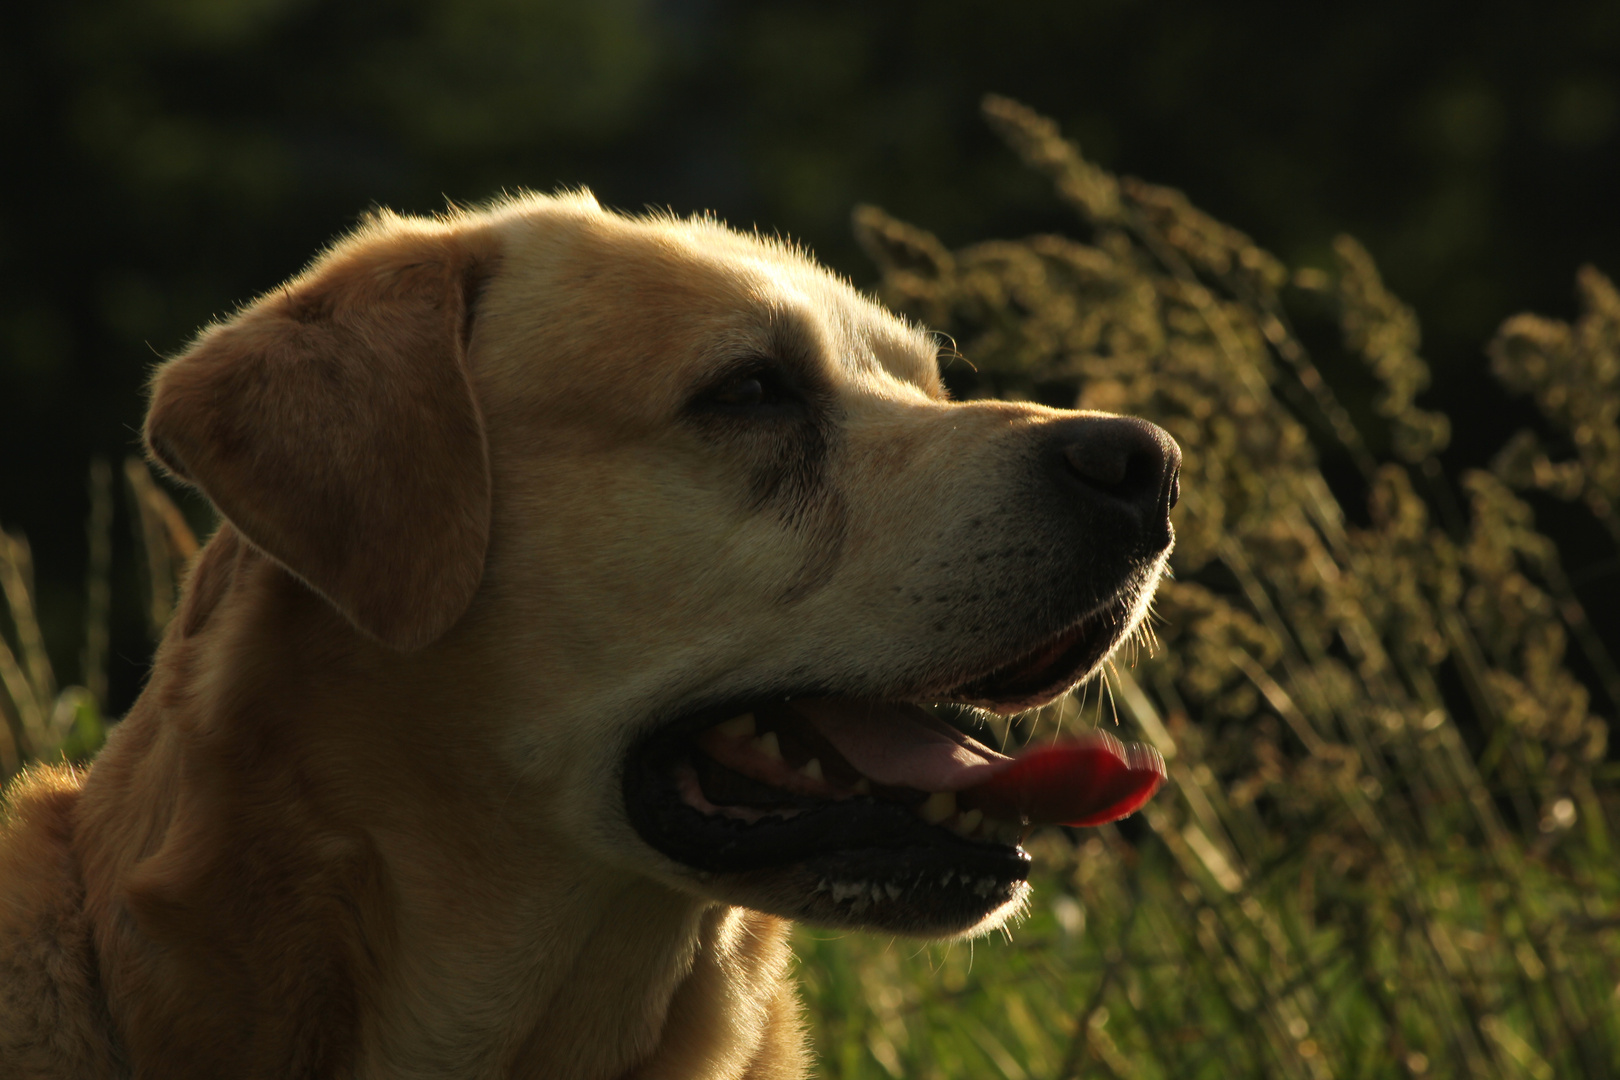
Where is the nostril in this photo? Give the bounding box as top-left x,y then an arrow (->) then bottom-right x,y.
1167,469 -> 1181,511
1063,441 -> 1160,497
1063,442 -> 1130,488
1059,416 -> 1179,510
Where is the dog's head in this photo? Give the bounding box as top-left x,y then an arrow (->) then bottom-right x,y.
146,191 -> 1179,939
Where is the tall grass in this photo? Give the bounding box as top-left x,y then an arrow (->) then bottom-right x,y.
0,458 -> 194,779
2,97 -> 1616,1079
794,97 -> 1620,1079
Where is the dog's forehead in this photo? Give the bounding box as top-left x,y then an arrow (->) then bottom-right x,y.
489,197 -> 945,402
677,231 -> 943,397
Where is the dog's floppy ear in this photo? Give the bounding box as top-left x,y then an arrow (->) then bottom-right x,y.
145,213 -> 498,651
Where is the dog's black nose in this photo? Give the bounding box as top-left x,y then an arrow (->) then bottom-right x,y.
1054,415 -> 1182,540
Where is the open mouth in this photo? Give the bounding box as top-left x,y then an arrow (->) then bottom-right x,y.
623,594 -> 1166,933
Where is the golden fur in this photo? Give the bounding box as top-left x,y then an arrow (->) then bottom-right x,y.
0,191 -> 1168,1078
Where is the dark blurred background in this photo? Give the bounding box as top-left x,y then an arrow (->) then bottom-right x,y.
5,0 -> 1619,714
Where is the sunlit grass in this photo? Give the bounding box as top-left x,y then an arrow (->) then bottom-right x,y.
798,97 -> 1620,1079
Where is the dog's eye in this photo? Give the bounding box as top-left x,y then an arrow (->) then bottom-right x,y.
698,368 -> 801,416
710,376 -> 768,408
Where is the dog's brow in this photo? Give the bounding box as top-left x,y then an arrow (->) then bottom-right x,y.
743,311 -> 827,389
861,337 -> 948,400
788,303 -> 938,399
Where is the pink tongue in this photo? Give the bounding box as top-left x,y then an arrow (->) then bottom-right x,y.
964,732 -> 1166,827
787,700 -> 1011,791
788,700 -> 1167,827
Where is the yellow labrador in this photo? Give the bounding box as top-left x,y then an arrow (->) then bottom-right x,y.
0,191 -> 1178,1079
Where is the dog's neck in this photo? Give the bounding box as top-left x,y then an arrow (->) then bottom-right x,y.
366,870 -> 792,1079
74,528 -> 802,1079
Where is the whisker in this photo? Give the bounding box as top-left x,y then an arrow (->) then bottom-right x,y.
1102,662 -> 1121,726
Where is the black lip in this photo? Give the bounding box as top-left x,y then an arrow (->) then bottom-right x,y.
946,590 -> 1135,711
793,845 -> 1031,929
625,751 -> 1031,879
623,701 -> 1031,934
618,702 -> 1023,867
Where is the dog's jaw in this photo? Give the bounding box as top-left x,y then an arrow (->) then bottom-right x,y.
615,570 -> 1169,938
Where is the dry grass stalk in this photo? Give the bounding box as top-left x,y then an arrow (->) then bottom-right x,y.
803,97 -> 1619,1079
1,459 -> 198,782
124,455 -> 199,640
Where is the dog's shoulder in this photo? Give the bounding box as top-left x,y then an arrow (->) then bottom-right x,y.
0,766 -> 121,1078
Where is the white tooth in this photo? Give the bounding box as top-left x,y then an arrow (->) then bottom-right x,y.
920,791 -> 957,824
853,778 -> 872,796
955,808 -> 984,836
751,731 -> 783,761
716,713 -> 756,738
799,758 -> 824,782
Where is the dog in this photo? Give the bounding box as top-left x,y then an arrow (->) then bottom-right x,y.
0,190 -> 1179,1079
